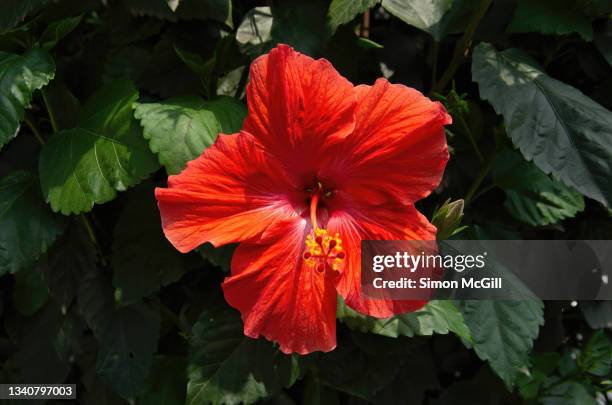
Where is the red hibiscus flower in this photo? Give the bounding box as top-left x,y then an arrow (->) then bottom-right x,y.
155,44 -> 451,354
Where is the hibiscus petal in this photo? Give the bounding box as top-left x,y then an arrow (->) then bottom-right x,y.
155,132 -> 298,253
222,217 -> 338,354
324,78 -> 451,205
328,201 -> 437,318
244,44 -> 356,178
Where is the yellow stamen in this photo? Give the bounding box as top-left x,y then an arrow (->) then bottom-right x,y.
303,227 -> 345,272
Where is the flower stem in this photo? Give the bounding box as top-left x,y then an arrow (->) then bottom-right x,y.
360,10 -> 371,38
432,0 -> 492,93
464,157 -> 493,207
80,213 -> 102,254
41,87 -> 59,133
457,113 -> 484,163
430,40 -> 439,91
23,113 -> 45,145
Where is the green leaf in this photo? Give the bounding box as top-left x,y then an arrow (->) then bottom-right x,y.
302,373 -> 340,405
173,46 -> 210,77
41,222 -> 97,308
0,49 -> 55,149
103,46 -> 152,85
327,0 -> 380,32
356,37 -> 384,49
0,0 -> 49,33
139,356 -> 187,405
12,301 -> 72,384
541,381 -> 597,405
12,265 -> 48,316
337,298 -> 471,342
112,186 -> 189,305
39,15 -> 82,49
369,352 -> 439,404
123,0 -> 177,19
39,80 -> 160,214
381,0 -> 454,41
316,339 -> 403,401
0,171 -> 65,275
175,37 -> 244,97
461,300 -> 544,388
271,2 -> 331,55
187,306 -> 300,405
96,304 -> 161,400
40,80 -> 80,130
578,330 -> 612,377
472,43 -> 612,207
78,268 -> 160,400
518,353 -> 561,399
124,0 -> 233,27
134,95 -> 246,174
175,0 -> 233,28
507,0 -> 593,41
492,149 -> 585,226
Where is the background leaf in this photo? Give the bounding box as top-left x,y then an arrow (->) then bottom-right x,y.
0,0 -> 49,33
187,306 -> 301,405
507,0 -> 593,40
472,43 -> 612,207
12,301 -> 72,384
78,267 -> 161,400
0,171 -> 65,275
270,1 -> 331,55
492,148 -> 585,226
461,300 -> 544,388
41,222 -> 97,308
39,14 -> 82,49
12,265 -> 48,316
0,49 -> 54,149
139,356 -> 187,405
112,185 -> 190,304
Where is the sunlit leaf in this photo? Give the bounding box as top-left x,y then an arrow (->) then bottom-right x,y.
39,80 -> 159,214
337,298 -> 471,342
134,95 -> 246,175
381,0 -> 453,41
327,0 -> 380,32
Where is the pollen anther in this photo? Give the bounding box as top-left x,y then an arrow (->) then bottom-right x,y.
304,227 -> 345,272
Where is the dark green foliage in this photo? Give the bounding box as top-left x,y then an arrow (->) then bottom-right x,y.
0,1 -> 610,404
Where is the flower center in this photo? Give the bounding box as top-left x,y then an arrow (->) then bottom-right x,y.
303,182 -> 345,272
